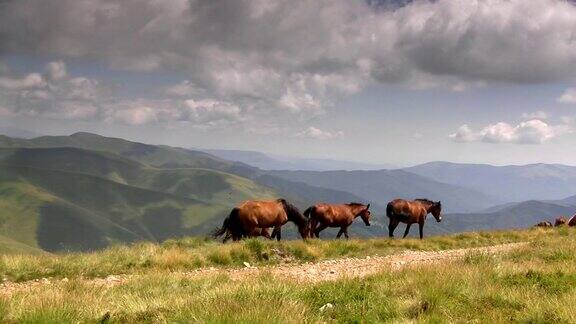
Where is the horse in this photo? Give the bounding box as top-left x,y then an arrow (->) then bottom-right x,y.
304,202 -> 371,239
555,216 -> 568,227
534,221 -> 553,228
386,199 -> 442,239
568,215 -> 576,227
213,198 -> 309,242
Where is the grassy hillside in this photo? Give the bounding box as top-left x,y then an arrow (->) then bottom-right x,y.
268,169 -> 499,213
0,147 -> 277,205
0,165 -> 230,252
0,234 -> 44,255
1,228 -> 575,322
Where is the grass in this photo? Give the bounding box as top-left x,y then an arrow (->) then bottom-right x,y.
0,227 -> 561,282
1,227 -> 575,323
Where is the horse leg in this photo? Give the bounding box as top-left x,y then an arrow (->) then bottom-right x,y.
403,223 -> 412,238
273,226 -> 282,241
419,221 -> 424,239
388,218 -> 399,238
336,227 -> 344,239
343,227 -> 349,239
314,223 -> 328,238
309,218 -> 318,238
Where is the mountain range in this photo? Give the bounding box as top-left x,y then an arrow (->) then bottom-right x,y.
1,132 -> 576,252
203,149 -> 397,171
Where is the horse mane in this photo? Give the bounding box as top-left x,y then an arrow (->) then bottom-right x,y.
277,199 -> 308,228
415,198 -> 435,206
346,202 -> 365,207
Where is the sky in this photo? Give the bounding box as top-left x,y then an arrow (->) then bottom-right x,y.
2,0 -> 576,166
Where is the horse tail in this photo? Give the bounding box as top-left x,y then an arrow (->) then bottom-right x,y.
212,207 -> 240,239
386,202 -> 394,218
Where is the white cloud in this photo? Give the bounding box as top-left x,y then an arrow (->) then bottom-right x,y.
184,99 -> 242,124
296,126 -> 344,140
0,73 -> 46,90
558,88 -> 576,104
45,61 -> 67,81
450,119 -> 564,144
112,106 -> 157,125
449,125 -> 477,143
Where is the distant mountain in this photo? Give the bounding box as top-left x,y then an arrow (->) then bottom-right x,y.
0,126 -> 43,139
441,200 -> 576,233
203,149 -> 396,171
267,169 -> 500,213
404,161 -> 576,203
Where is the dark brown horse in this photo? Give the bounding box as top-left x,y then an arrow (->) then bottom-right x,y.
304,203 -> 371,239
386,199 -> 442,239
213,199 -> 309,242
555,216 -> 568,227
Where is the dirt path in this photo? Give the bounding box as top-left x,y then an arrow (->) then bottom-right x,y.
0,242 -> 528,296
188,242 -> 528,282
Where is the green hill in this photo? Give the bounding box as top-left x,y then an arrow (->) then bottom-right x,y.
0,165 -> 235,252
0,144 -> 285,252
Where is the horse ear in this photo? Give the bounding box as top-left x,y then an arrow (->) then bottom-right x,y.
366,203 -> 370,210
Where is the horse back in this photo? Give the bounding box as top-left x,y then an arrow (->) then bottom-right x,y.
237,200 -> 287,226
309,203 -> 354,225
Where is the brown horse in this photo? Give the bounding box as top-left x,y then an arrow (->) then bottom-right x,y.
555,216 -> 568,227
386,199 -> 442,239
568,215 -> 576,227
304,203 -> 371,239
213,199 -> 309,242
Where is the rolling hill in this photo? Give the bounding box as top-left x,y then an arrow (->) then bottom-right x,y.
404,161 -> 576,203
0,164 -> 233,252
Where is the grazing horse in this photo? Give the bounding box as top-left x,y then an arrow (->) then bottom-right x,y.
535,221 -> 553,228
304,203 -> 371,239
213,199 -> 308,242
555,216 -> 568,227
386,199 -> 442,239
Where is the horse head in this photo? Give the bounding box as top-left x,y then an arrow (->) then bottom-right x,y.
430,201 -> 442,222
359,203 -> 371,226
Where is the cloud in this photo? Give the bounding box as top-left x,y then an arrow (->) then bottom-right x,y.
450,119 -> 564,144
2,0 -> 576,118
112,105 -> 157,125
521,111 -> 548,120
558,88 -> 576,104
0,73 -> 46,90
45,61 -> 67,81
296,127 -> 344,140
